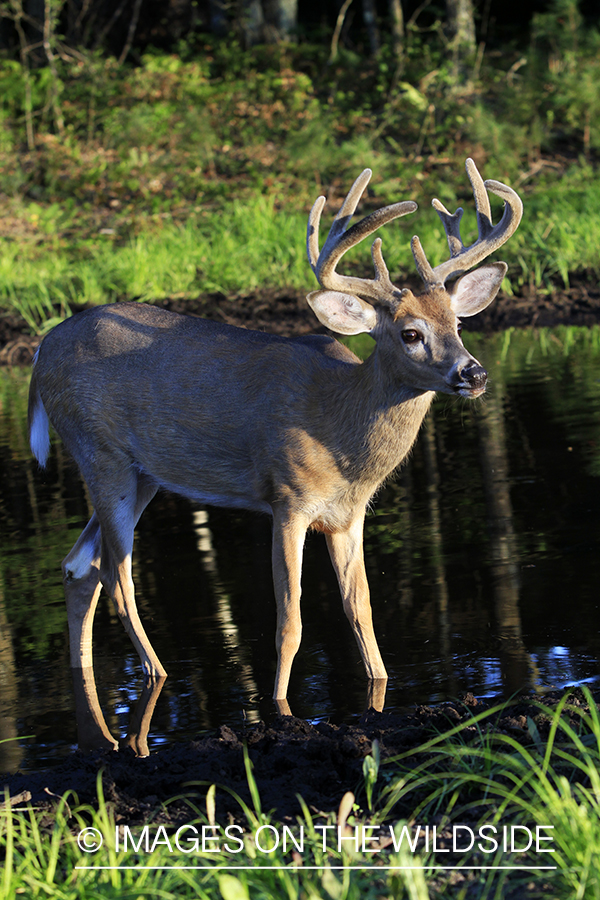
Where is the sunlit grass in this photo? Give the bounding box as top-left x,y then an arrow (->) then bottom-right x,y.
1,749 -> 429,900
5,693 -> 600,897
3,168 -> 600,334
373,687 -> 600,898
0,196 -> 310,332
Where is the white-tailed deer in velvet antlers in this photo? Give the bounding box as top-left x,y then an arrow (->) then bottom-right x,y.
28,159 -> 522,704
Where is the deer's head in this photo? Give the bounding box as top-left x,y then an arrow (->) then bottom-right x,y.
306,160 -> 523,398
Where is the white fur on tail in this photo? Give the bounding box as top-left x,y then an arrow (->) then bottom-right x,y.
29,389 -> 51,468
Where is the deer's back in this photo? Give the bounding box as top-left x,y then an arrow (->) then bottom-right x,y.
32,302 -> 368,521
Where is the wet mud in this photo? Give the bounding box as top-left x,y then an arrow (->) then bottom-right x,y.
3,689 -> 595,828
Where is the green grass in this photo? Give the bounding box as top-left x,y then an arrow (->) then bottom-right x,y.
1,18 -> 600,333
4,692 -> 600,898
1,749 -> 429,900
4,169 -> 600,335
372,687 -> 600,898
0,196 -> 309,332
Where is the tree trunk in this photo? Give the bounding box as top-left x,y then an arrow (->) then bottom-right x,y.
239,0 -> 297,44
446,0 -> 476,77
362,0 -> 380,55
240,0 -> 264,45
208,0 -> 229,36
388,0 -> 404,63
275,0 -> 297,37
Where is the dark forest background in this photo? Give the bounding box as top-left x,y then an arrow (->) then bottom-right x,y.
0,1 -> 598,68
0,0 -> 598,58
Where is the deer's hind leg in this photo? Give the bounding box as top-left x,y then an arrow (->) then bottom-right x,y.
63,512 -> 103,669
64,465 -> 162,677
94,468 -> 163,678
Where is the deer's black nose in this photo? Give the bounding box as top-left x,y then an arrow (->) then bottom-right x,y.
461,362 -> 487,389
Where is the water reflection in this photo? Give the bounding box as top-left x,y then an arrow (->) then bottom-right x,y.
2,326 -> 600,770
72,665 -> 165,755
477,378 -> 533,694
192,508 -> 261,722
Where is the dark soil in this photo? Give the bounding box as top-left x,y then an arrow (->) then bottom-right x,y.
2,273 -> 600,366
3,688 -> 596,828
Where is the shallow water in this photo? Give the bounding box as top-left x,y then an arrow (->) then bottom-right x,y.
2,325 -> 600,772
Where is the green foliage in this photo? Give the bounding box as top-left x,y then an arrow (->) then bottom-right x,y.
0,5 -> 598,328
0,765 -> 422,900
4,159 -> 600,333
0,195 -> 314,331
0,4 -> 595,168
362,740 -> 380,813
465,0 -> 600,164
378,687 -> 600,897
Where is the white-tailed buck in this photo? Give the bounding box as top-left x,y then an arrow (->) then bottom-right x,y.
28,159 -> 522,702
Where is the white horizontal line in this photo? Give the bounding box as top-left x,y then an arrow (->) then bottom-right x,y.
75,865 -> 557,871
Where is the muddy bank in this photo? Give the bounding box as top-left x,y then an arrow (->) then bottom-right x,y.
2,274 -> 600,366
2,689 -> 593,827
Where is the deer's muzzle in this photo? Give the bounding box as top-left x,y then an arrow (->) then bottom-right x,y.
451,362 -> 488,397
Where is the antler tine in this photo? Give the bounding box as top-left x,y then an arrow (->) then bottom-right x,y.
307,195 -> 327,272
431,202 -> 465,257
307,169 -> 417,306
307,169 -> 373,272
410,234 -> 435,286
329,168 -> 374,239
413,158 -> 523,288
466,156 -> 493,237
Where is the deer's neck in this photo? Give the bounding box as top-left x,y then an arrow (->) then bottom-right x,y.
317,350 -> 435,487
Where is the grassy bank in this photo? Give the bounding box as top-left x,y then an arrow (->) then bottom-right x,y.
6,173 -> 600,335
3,690 -> 600,898
1,3 -> 600,333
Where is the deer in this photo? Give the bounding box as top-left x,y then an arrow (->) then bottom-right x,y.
28,159 -> 522,706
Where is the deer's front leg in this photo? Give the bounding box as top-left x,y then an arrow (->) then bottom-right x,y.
326,514 -> 388,682
271,512 -> 308,700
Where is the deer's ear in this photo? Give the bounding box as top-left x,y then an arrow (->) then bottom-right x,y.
307,290 -> 377,335
448,262 -> 507,317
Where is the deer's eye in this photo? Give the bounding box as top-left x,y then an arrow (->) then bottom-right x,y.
457,321 -> 463,336
401,329 -> 421,344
